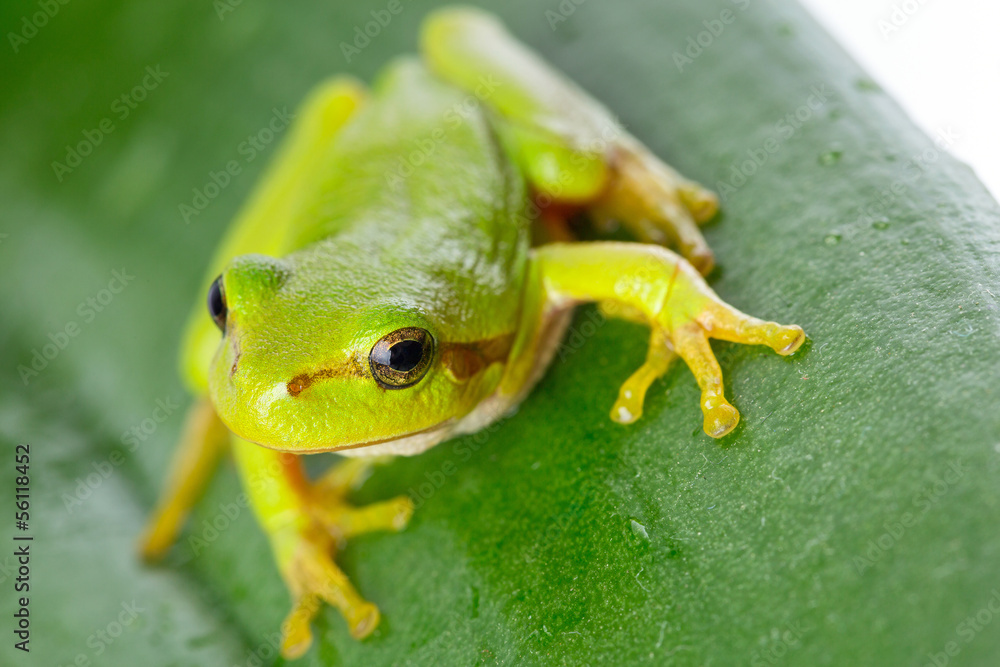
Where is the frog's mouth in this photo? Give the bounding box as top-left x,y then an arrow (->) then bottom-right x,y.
267,420 -> 457,457
335,422 -> 457,455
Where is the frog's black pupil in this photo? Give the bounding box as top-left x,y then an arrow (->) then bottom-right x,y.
388,340 -> 423,372
207,276 -> 227,331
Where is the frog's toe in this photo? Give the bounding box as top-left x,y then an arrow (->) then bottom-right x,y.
701,301 -> 807,356
651,199 -> 716,275
611,320 -> 742,438
278,527 -> 382,659
281,601 -> 314,659
311,495 -> 414,542
664,296 -> 803,437
671,322 -> 741,439
678,181 -> 720,224
774,324 -> 806,355
703,399 -> 741,439
610,329 -> 676,425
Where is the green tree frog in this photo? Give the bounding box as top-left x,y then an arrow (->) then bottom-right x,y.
141,7 -> 804,659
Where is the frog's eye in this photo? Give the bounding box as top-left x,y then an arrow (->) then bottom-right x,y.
369,327 -> 435,389
207,275 -> 227,332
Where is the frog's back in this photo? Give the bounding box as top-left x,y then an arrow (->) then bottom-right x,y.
290,59 -> 523,242
281,58 -> 528,338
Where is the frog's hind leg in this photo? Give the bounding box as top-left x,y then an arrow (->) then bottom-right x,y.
232,441 -> 412,659
591,145 -> 719,274
421,7 -> 718,273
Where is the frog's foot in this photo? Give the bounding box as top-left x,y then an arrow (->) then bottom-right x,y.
624,279 -> 804,437
276,460 -> 414,659
594,144 -> 720,275
278,525 -> 378,659
530,242 -> 805,437
669,316 -> 803,438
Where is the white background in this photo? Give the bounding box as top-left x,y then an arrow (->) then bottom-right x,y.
800,0 -> 1000,200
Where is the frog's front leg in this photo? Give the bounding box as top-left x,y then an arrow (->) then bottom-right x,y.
511,243 -> 805,437
232,439 -> 413,659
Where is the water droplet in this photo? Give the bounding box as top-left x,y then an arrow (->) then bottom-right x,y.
824,234 -> 842,246
873,220 -> 890,231
819,150 -> 842,166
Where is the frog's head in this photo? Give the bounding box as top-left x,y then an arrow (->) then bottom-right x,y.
204,253 -> 508,453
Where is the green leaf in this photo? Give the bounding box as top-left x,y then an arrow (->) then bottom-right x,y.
2,0 -> 999,665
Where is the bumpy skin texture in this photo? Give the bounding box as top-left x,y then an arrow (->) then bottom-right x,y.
143,6 -> 803,660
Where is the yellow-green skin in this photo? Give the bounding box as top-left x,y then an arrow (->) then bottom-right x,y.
191,61 -> 531,452
180,8 -> 802,456
149,7 -> 806,658
182,11 -> 621,454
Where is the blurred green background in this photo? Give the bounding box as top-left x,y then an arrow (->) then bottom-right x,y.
2,0 -> 1000,665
